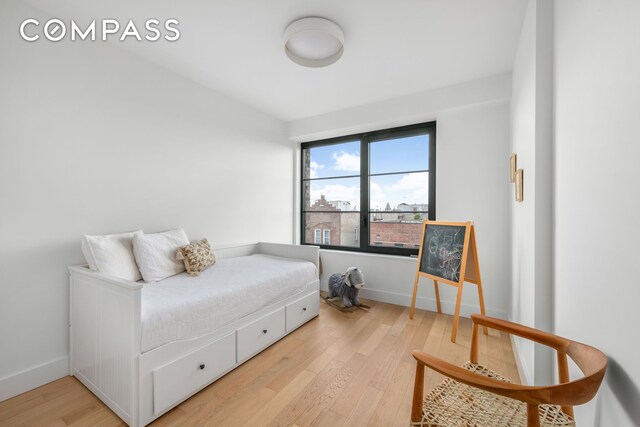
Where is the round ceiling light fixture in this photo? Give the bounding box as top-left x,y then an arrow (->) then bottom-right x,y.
284,17 -> 344,68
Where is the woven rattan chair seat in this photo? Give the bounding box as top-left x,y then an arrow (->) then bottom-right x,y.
413,362 -> 575,427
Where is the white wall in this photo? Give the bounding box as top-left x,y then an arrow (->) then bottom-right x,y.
0,2 -> 291,401
288,73 -> 511,142
554,0 -> 640,425
509,0 -> 554,386
289,79 -> 511,319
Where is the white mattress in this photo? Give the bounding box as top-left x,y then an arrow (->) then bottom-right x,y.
140,254 -> 317,353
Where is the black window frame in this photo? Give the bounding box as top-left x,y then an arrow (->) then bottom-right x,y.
300,121 -> 436,256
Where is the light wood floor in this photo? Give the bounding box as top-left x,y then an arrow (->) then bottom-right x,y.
0,299 -> 519,427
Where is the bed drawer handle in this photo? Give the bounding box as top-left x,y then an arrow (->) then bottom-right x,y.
262,329 -> 268,334
302,307 -> 307,311
199,364 -> 205,370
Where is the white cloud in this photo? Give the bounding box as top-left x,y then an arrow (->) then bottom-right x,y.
369,181 -> 388,211
387,173 -> 428,202
370,173 -> 429,210
309,161 -> 323,178
308,173 -> 428,212
332,151 -> 360,172
310,183 -> 359,208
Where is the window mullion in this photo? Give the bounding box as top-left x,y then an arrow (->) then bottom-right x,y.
360,137 -> 369,252
429,127 -> 437,220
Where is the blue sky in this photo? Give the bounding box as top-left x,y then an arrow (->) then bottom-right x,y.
307,135 -> 429,210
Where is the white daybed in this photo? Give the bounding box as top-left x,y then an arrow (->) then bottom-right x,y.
69,242 -> 319,427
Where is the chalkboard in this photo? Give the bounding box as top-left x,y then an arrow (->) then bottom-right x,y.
419,223 -> 468,283
410,220 -> 487,343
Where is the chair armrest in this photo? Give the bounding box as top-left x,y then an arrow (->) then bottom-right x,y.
471,314 -> 569,351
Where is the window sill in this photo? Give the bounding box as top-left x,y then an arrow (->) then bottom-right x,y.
319,247 -> 418,262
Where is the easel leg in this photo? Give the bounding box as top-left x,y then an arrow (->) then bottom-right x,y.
409,274 -> 419,319
451,284 -> 464,343
433,280 -> 442,314
477,282 -> 489,335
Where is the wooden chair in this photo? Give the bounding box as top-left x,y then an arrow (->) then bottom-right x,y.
411,314 -> 608,427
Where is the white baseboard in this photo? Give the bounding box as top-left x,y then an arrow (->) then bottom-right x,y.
321,283 -> 506,319
0,356 -> 69,402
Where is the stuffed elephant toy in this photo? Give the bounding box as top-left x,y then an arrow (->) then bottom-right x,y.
327,267 -> 365,308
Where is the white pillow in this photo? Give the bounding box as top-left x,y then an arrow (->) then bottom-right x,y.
82,231 -> 142,282
133,229 -> 189,283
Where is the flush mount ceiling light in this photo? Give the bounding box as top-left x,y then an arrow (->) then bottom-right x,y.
284,17 -> 344,68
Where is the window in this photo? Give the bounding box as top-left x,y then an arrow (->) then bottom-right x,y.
301,122 -> 436,256
323,229 -> 331,245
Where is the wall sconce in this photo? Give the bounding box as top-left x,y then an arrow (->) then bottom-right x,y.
510,153 -> 523,202
515,169 -> 523,202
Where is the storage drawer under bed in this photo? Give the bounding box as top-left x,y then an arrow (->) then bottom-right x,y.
286,290 -> 319,332
236,307 -> 286,363
152,332 -> 236,415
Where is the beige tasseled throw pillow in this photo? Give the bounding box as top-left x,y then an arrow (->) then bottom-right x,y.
176,238 -> 215,276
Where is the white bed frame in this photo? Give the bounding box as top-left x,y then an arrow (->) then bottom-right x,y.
69,242 -> 319,427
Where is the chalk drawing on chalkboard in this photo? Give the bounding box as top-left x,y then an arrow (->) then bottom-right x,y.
419,225 -> 467,283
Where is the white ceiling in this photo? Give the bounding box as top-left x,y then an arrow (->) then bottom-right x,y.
26,0 -> 527,121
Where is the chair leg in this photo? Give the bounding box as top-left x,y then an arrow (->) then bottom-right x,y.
470,323 -> 479,364
557,351 -> 575,418
411,363 -> 425,423
527,404 -> 540,427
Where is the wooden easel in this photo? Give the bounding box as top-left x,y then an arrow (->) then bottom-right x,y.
409,221 -> 488,343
